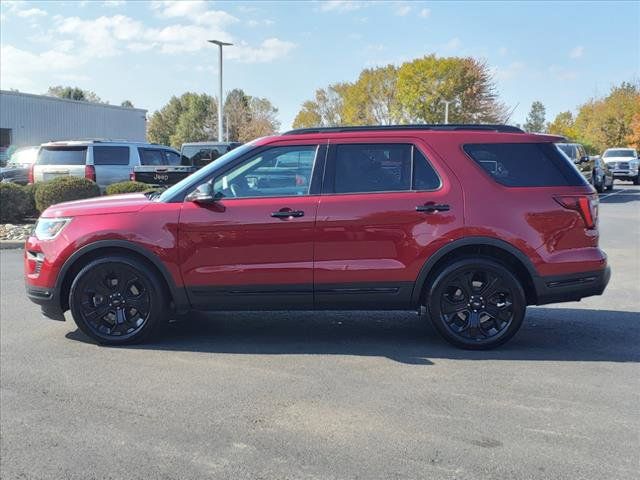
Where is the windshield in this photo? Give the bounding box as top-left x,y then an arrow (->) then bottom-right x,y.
38,146 -> 87,165
603,149 -> 635,158
158,142 -> 257,202
8,147 -> 38,166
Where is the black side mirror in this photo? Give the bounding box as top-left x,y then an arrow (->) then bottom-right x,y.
579,155 -> 590,164
185,182 -> 218,204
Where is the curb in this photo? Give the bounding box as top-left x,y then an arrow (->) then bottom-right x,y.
0,240 -> 25,250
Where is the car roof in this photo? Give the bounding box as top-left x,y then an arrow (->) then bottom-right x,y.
604,147 -> 635,151
41,140 -> 173,148
265,124 -> 564,145
181,142 -> 239,146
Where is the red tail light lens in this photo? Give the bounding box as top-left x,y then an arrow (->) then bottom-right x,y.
85,165 -> 96,182
554,195 -> 598,229
27,164 -> 35,184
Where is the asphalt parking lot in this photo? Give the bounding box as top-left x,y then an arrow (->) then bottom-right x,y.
1,184 -> 639,480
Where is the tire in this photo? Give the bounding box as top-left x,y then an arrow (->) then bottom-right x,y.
593,171 -> 604,193
606,179 -> 614,191
69,256 -> 169,345
425,257 -> 526,350
634,175 -> 639,185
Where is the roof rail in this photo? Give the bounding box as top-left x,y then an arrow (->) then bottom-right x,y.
283,124 -> 524,135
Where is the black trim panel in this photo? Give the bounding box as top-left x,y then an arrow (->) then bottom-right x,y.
411,236 -> 539,306
55,240 -> 190,313
25,285 -> 65,321
187,284 -> 313,310
533,267 -> 610,305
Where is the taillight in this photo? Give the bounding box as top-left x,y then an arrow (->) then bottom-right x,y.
554,195 -> 598,229
28,164 -> 35,184
85,165 -> 96,182
130,171 -> 135,181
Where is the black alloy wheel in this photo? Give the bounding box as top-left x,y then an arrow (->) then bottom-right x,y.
69,256 -> 168,345
426,257 -> 526,349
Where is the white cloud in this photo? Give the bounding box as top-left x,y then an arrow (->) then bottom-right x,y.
151,0 -> 238,26
103,0 -> 126,7
226,38 -> 295,63
549,65 -> 577,81
395,4 -> 411,16
16,7 -> 47,18
498,46 -> 508,56
443,37 -> 461,50
319,1 -> 363,12
419,8 -> 431,18
247,18 -> 275,28
569,46 -> 584,59
493,61 -> 525,81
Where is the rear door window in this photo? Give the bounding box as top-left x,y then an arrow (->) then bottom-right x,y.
93,146 -> 129,165
327,143 -> 440,194
463,143 -> 587,187
162,150 -> 181,166
38,147 -> 87,165
138,148 -> 166,166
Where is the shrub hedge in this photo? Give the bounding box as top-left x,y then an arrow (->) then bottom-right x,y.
22,183 -> 39,218
105,181 -> 150,195
0,183 -> 31,223
35,176 -> 100,213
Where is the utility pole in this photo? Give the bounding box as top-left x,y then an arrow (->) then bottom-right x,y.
207,40 -> 232,142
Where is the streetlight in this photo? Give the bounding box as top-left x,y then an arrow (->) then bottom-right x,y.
208,39 -> 232,142
440,99 -> 455,124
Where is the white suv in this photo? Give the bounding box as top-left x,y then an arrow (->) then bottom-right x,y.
601,147 -> 639,184
31,140 -> 180,191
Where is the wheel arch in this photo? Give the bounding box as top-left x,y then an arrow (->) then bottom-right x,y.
56,240 -> 189,313
411,237 -> 539,307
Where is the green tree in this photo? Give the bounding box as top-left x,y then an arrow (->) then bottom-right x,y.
292,83 -> 349,128
523,101 -> 546,133
547,111 -> 577,140
342,65 -> 399,125
47,86 -> 104,103
170,93 -> 217,147
223,89 -> 250,142
120,100 -> 134,108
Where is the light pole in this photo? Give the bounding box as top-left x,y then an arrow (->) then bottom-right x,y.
440,99 -> 454,124
208,40 -> 232,142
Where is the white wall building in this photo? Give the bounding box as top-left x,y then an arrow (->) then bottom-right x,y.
0,90 -> 147,150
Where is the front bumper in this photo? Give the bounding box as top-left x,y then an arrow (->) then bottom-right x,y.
26,285 -> 65,321
533,266 -> 611,305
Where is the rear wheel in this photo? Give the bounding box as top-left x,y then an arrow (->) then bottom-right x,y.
593,171 -> 604,193
425,257 -> 526,349
69,256 -> 168,345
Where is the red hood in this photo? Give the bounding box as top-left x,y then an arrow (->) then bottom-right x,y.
42,193 -> 151,218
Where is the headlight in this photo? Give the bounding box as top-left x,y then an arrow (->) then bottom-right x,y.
34,217 -> 72,240
629,159 -> 639,169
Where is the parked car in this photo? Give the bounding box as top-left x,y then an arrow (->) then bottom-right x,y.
556,142 -> 613,192
601,147 -> 639,184
130,146 -> 190,187
0,146 -> 39,185
30,140 -> 178,191
180,142 -> 242,169
25,124 -> 609,350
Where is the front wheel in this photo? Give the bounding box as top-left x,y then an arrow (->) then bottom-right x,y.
425,257 -> 526,349
69,256 -> 169,345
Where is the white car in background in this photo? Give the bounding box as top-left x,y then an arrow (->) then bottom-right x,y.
602,148 -> 639,185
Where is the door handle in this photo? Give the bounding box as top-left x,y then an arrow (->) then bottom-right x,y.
416,203 -> 450,213
271,209 -> 305,218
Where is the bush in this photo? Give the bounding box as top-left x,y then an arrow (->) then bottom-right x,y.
0,183 -> 30,223
22,183 -> 39,217
105,181 -> 150,195
35,176 -> 101,212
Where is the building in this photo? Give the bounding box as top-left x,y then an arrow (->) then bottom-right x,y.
0,90 -> 147,154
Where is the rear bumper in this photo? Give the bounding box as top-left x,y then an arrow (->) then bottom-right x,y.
25,285 -> 65,321
533,267 -> 611,305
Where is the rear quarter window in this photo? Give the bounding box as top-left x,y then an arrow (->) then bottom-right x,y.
463,143 -> 587,187
38,147 -> 87,165
93,146 -> 129,165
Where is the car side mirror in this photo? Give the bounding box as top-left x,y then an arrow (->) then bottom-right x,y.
185,182 -> 219,204
579,155 -> 590,164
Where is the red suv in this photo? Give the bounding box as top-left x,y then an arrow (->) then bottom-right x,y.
24,125 -> 610,349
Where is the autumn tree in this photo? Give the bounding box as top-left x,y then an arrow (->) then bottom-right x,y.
239,97 -> 281,141
523,101 -> 547,133
547,111 -> 578,140
292,55 -> 509,128
573,81 -> 640,153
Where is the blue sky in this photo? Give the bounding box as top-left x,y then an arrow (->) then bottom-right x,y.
1,0 -> 638,129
